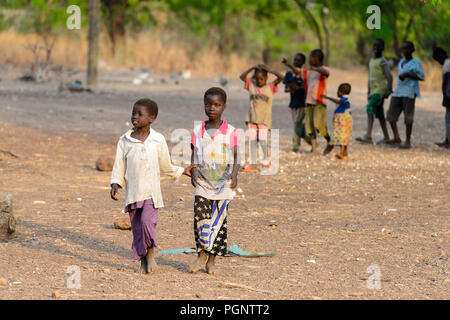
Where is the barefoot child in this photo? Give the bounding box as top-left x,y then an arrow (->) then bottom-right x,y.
386,40 -> 424,149
190,87 -> 240,274
321,83 -> 353,159
110,98 -> 193,274
239,64 -> 283,172
356,39 -> 392,145
282,53 -> 308,152
284,49 -> 332,155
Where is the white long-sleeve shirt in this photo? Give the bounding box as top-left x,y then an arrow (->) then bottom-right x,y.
110,128 -> 184,208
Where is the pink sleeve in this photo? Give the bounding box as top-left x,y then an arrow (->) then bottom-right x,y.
190,131 -> 196,148
229,129 -> 238,148
269,82 -> 279,94
244,78 -> 251,91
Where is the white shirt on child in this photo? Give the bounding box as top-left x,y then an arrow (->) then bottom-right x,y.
191,120 -> 238,200
110,128 -> 184,208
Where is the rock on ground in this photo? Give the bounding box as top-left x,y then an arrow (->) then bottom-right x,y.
0,192 -> 16,241
95,155 -> 115,171
114,216 -> 131,230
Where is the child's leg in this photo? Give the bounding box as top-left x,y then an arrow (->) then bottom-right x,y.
247,123 -> 258,167
139,257 -> 148,274
206,253 -> 216,275
379,118 -> 390,141
291,108 -> 301,151
366,113 -> 375,138
305,106 -> 318,154
190,250 -> 209,273
258,124 -> 269,164
146,247 -> 157,273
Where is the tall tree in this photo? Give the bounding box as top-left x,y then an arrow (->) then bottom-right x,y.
87,0 -> 100,86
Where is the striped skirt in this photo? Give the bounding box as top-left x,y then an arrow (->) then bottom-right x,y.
194,196 -> 228,256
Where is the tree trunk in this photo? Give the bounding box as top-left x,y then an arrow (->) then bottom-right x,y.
103,0 -> 127,56
262,47 -> 271,64
87,0 -> 100,87
294,0 -> 323,50
319,5 -> 330,64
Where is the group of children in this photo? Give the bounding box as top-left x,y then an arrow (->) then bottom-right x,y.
110,89 -> 239,275
109,38 -> 444,275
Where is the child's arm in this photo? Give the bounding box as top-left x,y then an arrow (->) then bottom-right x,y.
320,94 -> 340,104
282,58 -> 303,77
381,58 -> 393,97
239,66 -> 256,83
110,139 -> 125,201
230,145 -> 240,189
308,65 -> 329,78
399,59 -> 424,81
158,136 -> 190,179
258,63 -> 283,86
190,146 -> 200,187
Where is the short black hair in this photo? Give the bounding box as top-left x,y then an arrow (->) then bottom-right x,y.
403,40 -> 415,52
374,38 -> 385,49
134,98 -> 158,117
204,87 -> 227,104
433,47 -> 448,60
338,83 -> 351,95
295,53 -> 306,61
254,68 -> 268,78
310,49 -> 324,63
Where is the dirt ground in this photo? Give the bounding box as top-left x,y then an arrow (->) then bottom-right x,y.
0,68 -> 448,300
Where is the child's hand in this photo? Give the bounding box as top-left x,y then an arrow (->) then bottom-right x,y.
230,175 -> 238,189
190,168 -> 200,188
110,183 -> 120,201
183,165 -> 197,177
281,57 -> 288,65
398,72 -> 408,81
257,63 -> 269,71
320,94 -> 327,99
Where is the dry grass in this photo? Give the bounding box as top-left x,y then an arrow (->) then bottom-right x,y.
0,30 -> 443,92
0,30 -> 254,78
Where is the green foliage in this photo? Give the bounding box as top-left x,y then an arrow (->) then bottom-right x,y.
0,0 -> 448,65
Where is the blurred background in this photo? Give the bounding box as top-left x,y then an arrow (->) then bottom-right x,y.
0,0 -> 448,90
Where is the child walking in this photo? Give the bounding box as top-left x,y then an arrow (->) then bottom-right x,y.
282,53 -> 308,152
190,87 -> 240,274
321,83 -> 353,159
239,64 -> 283,172
110,98 -> 193,274
356,38 -> 393,145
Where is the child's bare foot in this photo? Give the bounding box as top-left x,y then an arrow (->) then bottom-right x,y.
190,250 -> 208,273
356,136 -> 373,144
138,257 -> 148,274
206,254 -> 216,275
399,142 -> 412,149
323,144 -> 334,155
146,247 -> 157,273
335,153 -> 347,160
385,139 -> 401,146
241,165 -> 259,173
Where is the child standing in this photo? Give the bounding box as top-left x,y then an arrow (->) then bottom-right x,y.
239,64 -> 283,172
284,49 -> 332,155
110,98 -> 193,274
386,40 -> 424,149
356,39 -> 393,145
190,87 -> 240,275
282,53 -> 308,152
321,83 -> 353,159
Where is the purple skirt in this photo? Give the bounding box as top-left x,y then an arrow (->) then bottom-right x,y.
124,199 -> 158,260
